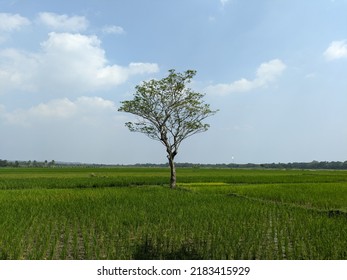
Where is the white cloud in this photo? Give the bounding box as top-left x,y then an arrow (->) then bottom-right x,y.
324,40 -> 347,60
127,62 -> 160,75
0,48 -> 39,92
0,32 -> 159,95
1,96 -> 117,126
29,98 -> 77,119
0,13 -> 30,31
76,96 -> 116,110
1,99 -> 75,126
38,12 -> 88,32
206,59 -> 286,95
102,25 -> 125,34
255,59 -> 286,85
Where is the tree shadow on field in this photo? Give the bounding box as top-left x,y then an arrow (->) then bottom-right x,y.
327,209 -> 347,218
0,249 -> 9,260
132,238 -> 202,260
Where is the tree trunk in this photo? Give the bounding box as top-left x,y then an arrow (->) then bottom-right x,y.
168,156 -> 176,189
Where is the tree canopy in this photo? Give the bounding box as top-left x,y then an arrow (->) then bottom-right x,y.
118,69 -> 218,188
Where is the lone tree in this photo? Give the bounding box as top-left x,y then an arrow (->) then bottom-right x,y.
118,69 -> 218,188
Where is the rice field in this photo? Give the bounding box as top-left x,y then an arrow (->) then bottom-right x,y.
0,167 -> 346,260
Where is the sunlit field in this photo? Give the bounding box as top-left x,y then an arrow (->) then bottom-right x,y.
0,167 -> 346,259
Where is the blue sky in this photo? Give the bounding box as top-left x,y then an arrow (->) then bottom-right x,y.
0,0 -> 347,164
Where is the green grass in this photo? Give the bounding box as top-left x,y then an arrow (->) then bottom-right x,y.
0,167 -> 346,259
1,167 -> 347,189
181,182 -> 347,212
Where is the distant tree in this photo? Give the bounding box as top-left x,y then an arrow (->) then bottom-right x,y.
118,69 -> 218,188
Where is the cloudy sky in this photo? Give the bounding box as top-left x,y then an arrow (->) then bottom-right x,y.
0,0 -> 347,164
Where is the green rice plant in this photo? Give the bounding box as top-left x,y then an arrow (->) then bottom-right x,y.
1,167 -> 347,190
0,168 -> 346,259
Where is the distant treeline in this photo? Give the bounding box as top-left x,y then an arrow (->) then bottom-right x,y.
179,161 -> 347,170
0,159 -> 56,168
1,159 -> 347,170
133,161 -> 347,170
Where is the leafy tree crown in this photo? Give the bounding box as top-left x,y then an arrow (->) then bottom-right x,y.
118,69 -> 218,156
